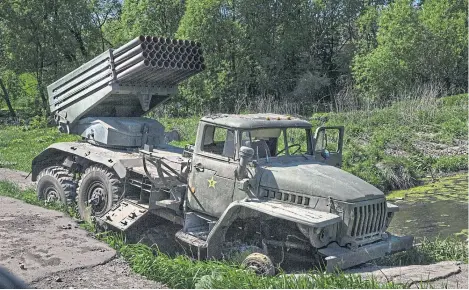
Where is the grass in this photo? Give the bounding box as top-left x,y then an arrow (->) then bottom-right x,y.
311,94 -> 468,192
0,125 -> 79,172
1,180 -> 468,288
376,236 -> 468,266
99,232 -> 404,289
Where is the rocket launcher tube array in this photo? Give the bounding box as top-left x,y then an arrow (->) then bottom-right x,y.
47,35 -> 205,114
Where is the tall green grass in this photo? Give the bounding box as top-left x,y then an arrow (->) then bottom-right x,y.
100,232 -> 402,289
376,236 -> 469,266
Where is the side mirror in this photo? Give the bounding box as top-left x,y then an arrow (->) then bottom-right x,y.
237,146 -> 254,179
321,149 -> 330,159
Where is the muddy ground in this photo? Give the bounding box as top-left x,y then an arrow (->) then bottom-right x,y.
0,168 -> 467,289
0,196 -> 164,289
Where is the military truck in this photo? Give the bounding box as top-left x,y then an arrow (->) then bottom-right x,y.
31,35 -> 413,274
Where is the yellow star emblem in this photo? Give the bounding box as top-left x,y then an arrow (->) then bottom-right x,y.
208,176 -> 217,188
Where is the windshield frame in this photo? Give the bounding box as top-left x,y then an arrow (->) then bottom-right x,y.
238,127 -> 313,160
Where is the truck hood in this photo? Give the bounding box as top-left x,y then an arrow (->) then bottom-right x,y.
258,161 -> 384,202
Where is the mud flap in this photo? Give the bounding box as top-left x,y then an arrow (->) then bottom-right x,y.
318,234 -> 414,272
97,199 -> 148,231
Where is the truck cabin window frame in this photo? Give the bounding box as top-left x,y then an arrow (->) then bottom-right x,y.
201,124 -> 236,159
315,128 -> 341,153
241,127 -> 313,159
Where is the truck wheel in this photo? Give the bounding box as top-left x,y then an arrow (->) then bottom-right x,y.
242,253 -> 275,276
76,165 -> 122,219
36,166 -> 76,205
77,165 -> 123,218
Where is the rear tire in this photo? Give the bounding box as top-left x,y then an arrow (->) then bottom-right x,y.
76,165 -> 122,219
36,166 -> 76,205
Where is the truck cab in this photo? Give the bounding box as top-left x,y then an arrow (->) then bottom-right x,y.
187,113 -> 343,218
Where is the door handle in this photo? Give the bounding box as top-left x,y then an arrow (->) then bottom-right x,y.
194,162 -> 204,171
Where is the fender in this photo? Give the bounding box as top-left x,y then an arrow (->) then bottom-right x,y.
205,199 -> 341,258
31,142 -> 142,181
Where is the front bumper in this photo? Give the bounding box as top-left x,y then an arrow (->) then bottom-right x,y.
318,234 -> 414,272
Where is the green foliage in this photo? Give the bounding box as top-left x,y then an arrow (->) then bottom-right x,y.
175,0 -> 367,113
115,0 -> 184,44
432,155 -> 468,173
353,0 -> 468,101
0,0 -> 466,115
0,0 -> 121,111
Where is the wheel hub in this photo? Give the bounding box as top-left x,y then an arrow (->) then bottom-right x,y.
45,186 -> 60,203
87,181 -> 107,215
90,188 -> 104,205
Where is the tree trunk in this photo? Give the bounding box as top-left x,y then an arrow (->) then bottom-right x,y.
0,78 -> 16,118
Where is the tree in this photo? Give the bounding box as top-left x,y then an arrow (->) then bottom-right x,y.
90,0 -> 122,51
0,78 -> 16,118
115,0 -> 184,45
0,0 -> 105,112
352,0 -> 468,101
177,0 -> 367,113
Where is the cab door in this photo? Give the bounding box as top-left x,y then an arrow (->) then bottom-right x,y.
313,126 -> 344,168
187,124 -> 238,217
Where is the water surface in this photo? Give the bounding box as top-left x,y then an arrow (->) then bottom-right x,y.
387,173 -> 468,241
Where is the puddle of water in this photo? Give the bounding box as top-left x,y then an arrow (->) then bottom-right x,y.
387,173 -> 468,241
388,200 -> 468,241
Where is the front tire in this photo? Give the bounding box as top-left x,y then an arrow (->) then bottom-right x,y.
242,253 -> 275,276
36,166 -> 76,205
76,165 -> 122,219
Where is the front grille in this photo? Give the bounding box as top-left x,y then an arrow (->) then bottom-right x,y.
350,200 -> 387,238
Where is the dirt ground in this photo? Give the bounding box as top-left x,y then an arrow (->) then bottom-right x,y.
30,258 -> 165,289
346,261 -> 468,289
0,168 -> 33,190
0,195 -> 164,289
0,168 -> 467,289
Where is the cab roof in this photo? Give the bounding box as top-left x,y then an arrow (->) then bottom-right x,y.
200,113 -> 312,129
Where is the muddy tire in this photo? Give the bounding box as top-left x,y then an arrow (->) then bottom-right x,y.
37,166 -> 76,205
242,253 -> 275,276
76,165 -> 122,219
